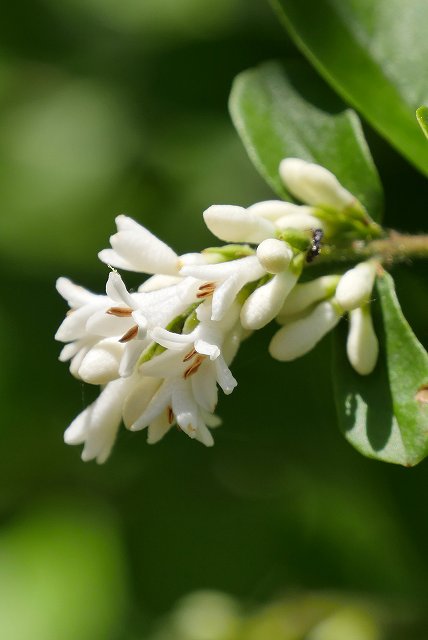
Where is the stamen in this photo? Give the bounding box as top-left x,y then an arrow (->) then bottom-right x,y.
167,406 -> 174,424
183,348 -> 197,362
107,306 -> 133,317
119,325 -> 138,343
197,282 -> 215,299
184,355 -> 204,379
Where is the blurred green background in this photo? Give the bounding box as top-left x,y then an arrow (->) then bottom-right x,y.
1,1 -> 428,638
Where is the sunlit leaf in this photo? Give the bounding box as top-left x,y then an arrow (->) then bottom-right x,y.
272,0 -> 428,175
229,59 -> 383,220
333,271 -> 428,466
376,269 -> 428,465
416,106 -> 428,141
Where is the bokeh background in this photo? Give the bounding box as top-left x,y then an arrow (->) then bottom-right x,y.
1,1 -> 428,638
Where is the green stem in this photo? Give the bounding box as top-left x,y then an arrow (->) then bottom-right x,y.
316,231 -> 428,266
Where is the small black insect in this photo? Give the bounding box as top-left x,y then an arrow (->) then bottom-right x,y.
306,228 -> 324,263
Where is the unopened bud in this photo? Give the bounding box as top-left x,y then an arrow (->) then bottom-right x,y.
78,339 -> 123,385
256,238 -> 293,274
279,158 -> 355,210
203,205 -> 274,244
277,275 -> 340,321
269,300 -> 341,361
241,269 -> 299,330
347,305 -> 379,375
335,261 -> 377,311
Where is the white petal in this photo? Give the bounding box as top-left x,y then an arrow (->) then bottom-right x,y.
55,301 -> 106,342
64,378 -> 130,463
99,215 -> 179,275
131,380 -> 173,431
191,360 -> 218,413
214,356 -> 237,395
147,413 -> 173,444
105,272 -> 136,308
203,205 -> 275,243
275,213 -> 324,232
248,200 -> 313,221
269,301 -> 341,361
122,377 -> 163,428
194,339 -> 220,360
78,338 -> 123,385
171,380 -> 198,438
119,340 -> 148,378
180,255 -> 261,281
241,270 -> 299,330
194,421 -> 214,447
56,277 -> 97,307
347,306 -> 379,375
139,348 -> 184,378
86,310 -> 133,337
202,411 -> 222,428
138,274 -> 182,292
150,326 -> 195,351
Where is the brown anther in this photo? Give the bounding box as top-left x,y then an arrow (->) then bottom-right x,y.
107,306 -> 133,317
119,324 -> 138,343
184,356 -> 203,379
197,282 -> 215,299
167,406 -> 174,425
183,348 -> 197,362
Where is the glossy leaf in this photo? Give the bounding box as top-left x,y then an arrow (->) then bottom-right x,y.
333,320 -> 409,466
272,0 -> 428,176
416,106 -> 428,141
333,271 -> 428,466
229,59 -> 383,220
376,269 -> 428,465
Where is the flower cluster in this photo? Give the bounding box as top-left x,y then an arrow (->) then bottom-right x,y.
56,158 -> 381,462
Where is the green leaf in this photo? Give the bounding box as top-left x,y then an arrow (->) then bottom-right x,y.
376,269 -> 428,465
333,321 -> 409,466
416,106 -> 428,141
229,59 -> 383,220
333,271 -> 428,466
272,0 -> 428,176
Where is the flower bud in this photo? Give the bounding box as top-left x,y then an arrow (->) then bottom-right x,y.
335,261 -> 376,311
279,158 -> 355,210
256,238 -> 293,274
241,269 -> 299,330
78,339 -> 124,385
275,212 -> 324,232
203,205 -> 275,244
347,306 -> 379,375
269,300 -> 341,361
277,275 -> 340,321
248,200 -> 312,221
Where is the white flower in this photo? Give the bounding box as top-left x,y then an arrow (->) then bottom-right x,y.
335,260 -> 377,311
346,305 -> 379,375
55,277 -> 126,381
64,376 -> 136,463
180,256 -> 266,321
279,158 -> 356,210
98,214 -> 180,275
269,300 -> 342,361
